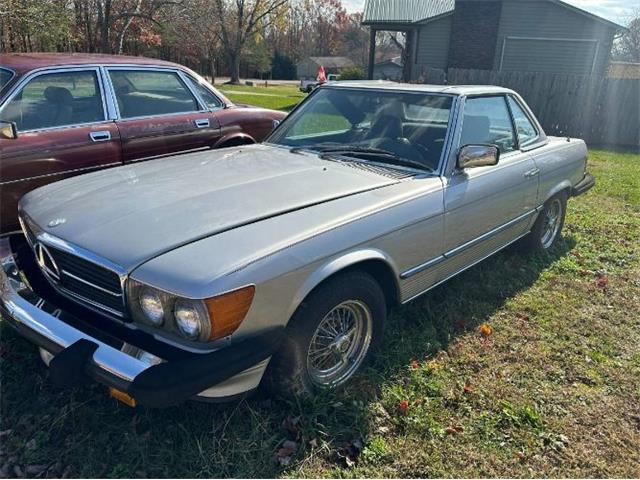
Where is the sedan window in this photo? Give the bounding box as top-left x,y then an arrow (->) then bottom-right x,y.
0,70 -> 104,132
507,96 -> 539,146
185,76 -> 224,109
109,69 -> 200,119
460,96 -> 516,154
0,68 -> 14,91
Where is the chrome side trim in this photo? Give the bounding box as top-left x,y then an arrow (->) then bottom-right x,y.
400,208 -> 539,280
402,230 -> 530,304
400,255 -> 445,279
443,209 -> 536,259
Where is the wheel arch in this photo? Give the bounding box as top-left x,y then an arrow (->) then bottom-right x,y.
287,249 -> 401,322
213,133 -> 256,149
543,180 -> 572,203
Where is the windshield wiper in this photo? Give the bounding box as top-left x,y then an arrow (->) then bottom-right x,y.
316,146 -> 432,172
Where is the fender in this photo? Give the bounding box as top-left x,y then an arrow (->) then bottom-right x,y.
287,248 -> 401,320
213,133 -> 256,149
543,179 -> 573,203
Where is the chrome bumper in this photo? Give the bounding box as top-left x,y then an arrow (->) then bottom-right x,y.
0,237 -> 149,383
0,236 -> 280,405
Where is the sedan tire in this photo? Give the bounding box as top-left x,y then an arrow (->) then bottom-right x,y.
263,270 -> 386,396
520,191 -> 567,253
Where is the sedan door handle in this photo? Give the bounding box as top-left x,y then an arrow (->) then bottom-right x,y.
89,131 -> 111,142
524,168 -> 540,178
194,118 -> 210,128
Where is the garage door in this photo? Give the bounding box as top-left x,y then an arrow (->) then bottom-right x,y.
499,37 -> 598,75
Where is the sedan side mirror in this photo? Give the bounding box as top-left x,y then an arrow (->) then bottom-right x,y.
0,121 -> 18,140
457,144 -> 499,169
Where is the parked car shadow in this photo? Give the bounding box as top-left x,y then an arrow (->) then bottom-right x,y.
0,236 -> 575,477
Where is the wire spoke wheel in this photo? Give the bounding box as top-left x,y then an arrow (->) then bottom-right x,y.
306,299 -> 373,387
541,198 -> 563,248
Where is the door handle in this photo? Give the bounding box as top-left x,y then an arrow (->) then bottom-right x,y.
524,168 -> 540,178
194,118 -> 210,128
89,131 -> 111,142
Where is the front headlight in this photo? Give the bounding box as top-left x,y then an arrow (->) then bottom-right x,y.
139,288 -> 164,326
128,280 -> 255,342
174,299 -> 210,340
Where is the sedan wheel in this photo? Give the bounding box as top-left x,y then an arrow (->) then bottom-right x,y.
540,198 -> 563,249
306,299 -> 373,387
518,191 -> 567,253
263,271 -> 386,396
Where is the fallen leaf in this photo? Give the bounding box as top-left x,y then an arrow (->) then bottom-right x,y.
276,440 -> 297,467
596,276 -> 609,290
516,451 -> 526,461
463,383 -> 474,394
281,415 -> 301,438
410,359 -> 420,370
398,400 -> 409,414
445,425 -> 464,434
516,312 -> 530,321
478,324 -> 493,337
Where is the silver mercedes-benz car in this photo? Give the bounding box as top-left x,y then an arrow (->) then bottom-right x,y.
1,82 -> 594,406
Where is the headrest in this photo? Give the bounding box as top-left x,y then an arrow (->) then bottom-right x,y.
460,115 -> 490,145
44,86 -> 73,104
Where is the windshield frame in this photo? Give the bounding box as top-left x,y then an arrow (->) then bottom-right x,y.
265,85 -> 459,176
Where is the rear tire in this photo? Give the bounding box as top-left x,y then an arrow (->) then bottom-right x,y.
263,271 -> 386,396
520,191 -> 567,253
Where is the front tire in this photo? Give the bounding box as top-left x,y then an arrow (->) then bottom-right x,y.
263,271 -> 386,396
520,192 -> 567,253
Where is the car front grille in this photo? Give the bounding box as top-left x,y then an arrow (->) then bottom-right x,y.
40,244 -> 124,316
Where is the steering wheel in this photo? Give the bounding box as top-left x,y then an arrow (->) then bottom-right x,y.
371,137 -> 432,169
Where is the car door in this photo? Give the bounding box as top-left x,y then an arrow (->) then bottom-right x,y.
439,95 -> 539,279
0,67 -> 121,233
106,67 -> 221,162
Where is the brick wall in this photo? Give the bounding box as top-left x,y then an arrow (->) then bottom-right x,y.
448,0 -> 502,70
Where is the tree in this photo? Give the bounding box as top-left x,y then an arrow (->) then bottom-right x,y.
613,12 -> 640,63
213,0 -> 289,84
272,50 -> 296,79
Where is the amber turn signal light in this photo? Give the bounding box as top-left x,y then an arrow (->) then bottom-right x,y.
204,285 -> 255,340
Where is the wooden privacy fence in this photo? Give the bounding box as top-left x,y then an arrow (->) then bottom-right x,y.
419,68 -> 639,150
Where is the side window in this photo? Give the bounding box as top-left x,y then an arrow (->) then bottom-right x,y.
185,77 -> 224,109
507,96 -> 538,146
0,70 -> 104,131
460,96 -> 516,154
109,70 -> 200,119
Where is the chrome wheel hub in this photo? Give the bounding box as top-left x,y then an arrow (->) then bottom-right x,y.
541,199 -> 562,249
306,299 -> 373,387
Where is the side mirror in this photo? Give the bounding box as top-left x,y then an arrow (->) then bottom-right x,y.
457,144 -> 499,169
0,121 -> 18,140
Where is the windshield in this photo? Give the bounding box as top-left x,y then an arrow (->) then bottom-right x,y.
0,68 -> 15,91
268,87 -> 454,171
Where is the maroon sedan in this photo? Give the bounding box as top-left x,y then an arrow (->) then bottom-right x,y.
0,53 -> 287,233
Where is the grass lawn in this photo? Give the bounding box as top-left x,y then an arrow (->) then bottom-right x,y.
217,83 -> 306,112
1,149 -> 639,478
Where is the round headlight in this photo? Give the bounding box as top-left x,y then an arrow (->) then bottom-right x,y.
174,300 -> 208,340
139,288 -> 164,326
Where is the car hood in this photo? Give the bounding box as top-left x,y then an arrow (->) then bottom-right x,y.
21,144 -> 400,271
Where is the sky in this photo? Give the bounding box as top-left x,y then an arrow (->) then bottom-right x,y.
342,0 -> 637,26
